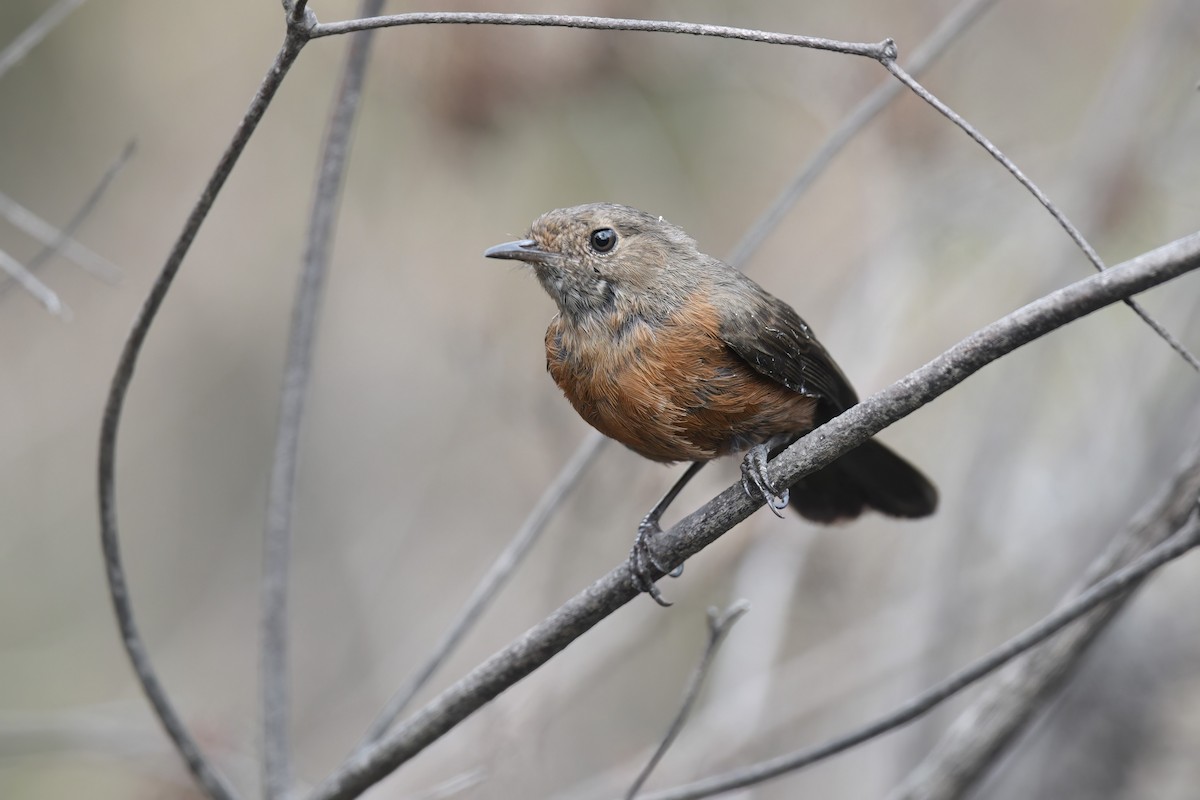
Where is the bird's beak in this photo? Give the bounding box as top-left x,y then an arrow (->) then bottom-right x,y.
484,238 -> 554,265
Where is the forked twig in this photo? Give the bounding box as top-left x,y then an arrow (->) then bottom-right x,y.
627,602 -> 751,800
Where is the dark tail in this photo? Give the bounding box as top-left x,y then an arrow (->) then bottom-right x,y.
789,439 -> 938,523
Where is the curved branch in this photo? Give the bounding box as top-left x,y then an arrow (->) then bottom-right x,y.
310,231 -> 1200,800
310,13 -> 894,62
96,30 -> 308,800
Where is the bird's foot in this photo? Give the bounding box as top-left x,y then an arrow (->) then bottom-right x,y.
629,516 -> 681,607
741,444 -> 789,518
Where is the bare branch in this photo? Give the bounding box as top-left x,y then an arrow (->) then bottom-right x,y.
884,59 -> 1200,372
627,602 -> 751,800
0,138 -> 134,296
261,4 -> 382,798
0,0 -> 89,80
357,433 -> 608,746
0,190 -> 121,284
641,512 -> 1200,800
310,232 -> 1200,800
97,28 -> 309,800
310,13 -> 895,62
727,0 -> 1002,268
885,448 -> 1200,799
0,247 -> 68,317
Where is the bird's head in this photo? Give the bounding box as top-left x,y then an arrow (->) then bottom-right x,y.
484,203 -> 703,322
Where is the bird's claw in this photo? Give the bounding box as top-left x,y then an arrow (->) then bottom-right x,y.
741,445 -> 789,518
629,516 -> 679,607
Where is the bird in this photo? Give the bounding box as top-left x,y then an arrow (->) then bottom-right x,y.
485,203 -> 936,605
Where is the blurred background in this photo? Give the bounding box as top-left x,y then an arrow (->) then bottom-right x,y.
2,0 -> 1199,798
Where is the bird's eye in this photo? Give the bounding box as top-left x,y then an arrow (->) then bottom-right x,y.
589,228 -> 617,253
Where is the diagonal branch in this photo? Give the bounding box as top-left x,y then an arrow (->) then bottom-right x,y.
726,0 -> 1002,269
642,507 -> 1200,800
0,0 -> 90,80
883,59 -> 1200,372
18,139 -> 134,281
309,231 -> 1200,800
0,247 -> 67,317
0,190 -> 121,284
97,27 -> 309,800
885,447 -> 1200,800
260,4 -> 382,798
356,434 -> 608,747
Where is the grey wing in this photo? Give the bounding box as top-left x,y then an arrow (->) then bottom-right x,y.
717,278 -> 859,415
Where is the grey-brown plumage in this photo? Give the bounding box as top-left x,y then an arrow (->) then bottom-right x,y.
488,202 -> 936,518
487,204 -> 936,600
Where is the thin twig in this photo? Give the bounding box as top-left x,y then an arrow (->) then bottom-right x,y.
0,0 -> 89,80
97,29 -> 309,800
0,139 -> 135,295
261,5 -> 381,798
627,602 -> 751,800
640,512 -> 1200,800
886,448 -> 1200,800
311,13 -> 895,62
726,0 -> 1002,269
884,59 -> 1200,372
0,190 -> 121,283
0,247 -> 68,317
357,433 -> 608,746
309,232 -> 1200,800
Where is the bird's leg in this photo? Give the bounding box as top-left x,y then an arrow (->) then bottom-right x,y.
741,438 -> 791,518
630,460 -> 707,606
